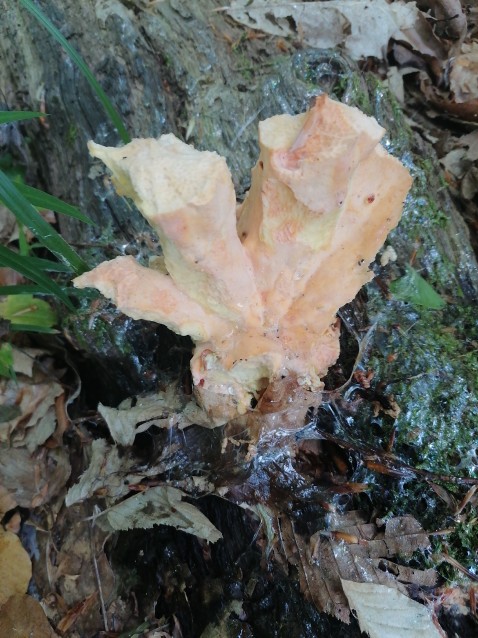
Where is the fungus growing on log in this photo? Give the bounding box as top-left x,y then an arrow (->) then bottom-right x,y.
74,95 -> 412,427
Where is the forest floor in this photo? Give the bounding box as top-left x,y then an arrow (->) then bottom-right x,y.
1,2 -> 478,637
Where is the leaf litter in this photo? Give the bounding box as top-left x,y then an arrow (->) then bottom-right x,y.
341,579 -> 445,638
270,509 -> 437,623
2,2 -> 478,635
225,0 -> 446,61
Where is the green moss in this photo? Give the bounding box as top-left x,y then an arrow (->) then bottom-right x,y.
365,297 -> 478,477
430,517 -> 478,583
63,296 -> 132,357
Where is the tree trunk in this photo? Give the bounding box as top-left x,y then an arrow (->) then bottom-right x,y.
1,2 -> 478,637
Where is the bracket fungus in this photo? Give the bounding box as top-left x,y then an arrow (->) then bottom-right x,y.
74,95 -> 412,428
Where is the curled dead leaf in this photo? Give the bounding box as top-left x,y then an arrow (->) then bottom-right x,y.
0,594 -> 59,638
0,528 -> 32,606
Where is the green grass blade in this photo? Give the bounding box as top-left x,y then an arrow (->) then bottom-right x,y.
0,285 -> 51,295
19,0 -> 130,143
25,255 -> 72,273
8,323 -> 58,334
0,170 -> 88,274
0,245 -> 73,309
0,284 -> 88,298
0,343 -> 15,379
15,182 -> 94,225
0,111 -> 47,124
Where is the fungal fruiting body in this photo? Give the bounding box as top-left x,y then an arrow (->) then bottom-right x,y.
74,95 -> 412,426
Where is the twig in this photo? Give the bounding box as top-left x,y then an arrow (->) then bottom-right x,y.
89,522 -> 109,632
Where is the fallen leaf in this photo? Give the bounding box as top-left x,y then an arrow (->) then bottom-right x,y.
450,42 -> 478,104
0,446 -> 70,508
0,594 -> 59,637
44,503 -> 114,637
459,131 -> 478,161
94,485 -> 223,542
98,390 -> 182,446
226,0 -> 445,61
66,438 -> 178,505
274,511 -> 434,622
461,166 -> 478,200
0,528 -> 32,606
420,73 -> 478,122
341,579 -> 445,638
11,346 -> 46,377
56,591 -> 98,634
440,147 -> 469,180
0,375 -> 63,445
0,294 -> 57,330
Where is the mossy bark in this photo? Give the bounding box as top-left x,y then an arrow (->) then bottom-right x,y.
1,1 -> 478,636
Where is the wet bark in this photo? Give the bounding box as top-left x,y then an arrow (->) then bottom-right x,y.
1,2 -> 478,637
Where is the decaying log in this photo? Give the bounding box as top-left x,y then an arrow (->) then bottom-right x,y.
1,2 -> 478,637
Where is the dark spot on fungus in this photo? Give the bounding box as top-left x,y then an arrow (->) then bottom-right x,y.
358,259 -> 365,266
367,194 -> 375,203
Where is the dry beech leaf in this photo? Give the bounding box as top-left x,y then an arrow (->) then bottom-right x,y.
0,528 -> 32,606
450,42 -> 478,104
98,391 -> 182,446
0,446 -> 70,509
0,594 -> 59,638
226,0 -> 445,61
341,580 -> 445,638
66,438 -> 178,505
94,485 -> 222,542
0,376 -> 63,445
98,389 -> 212,446
275,511 -> 434,622
65,438 -> 121,506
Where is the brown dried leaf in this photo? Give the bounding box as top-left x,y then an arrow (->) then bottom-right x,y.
450,43 -> 478,104
278,515 -> 351,622
0,446 -> 70,508
0,528 -> 32,606
45,503 -> 114,638
0,376 -> 63,445
0,594 -> 59,638
420,74 -> 478,122
65,438 -> 178,505
0,205 -> 17,244
226,0 -> 446,61
56,591 -> 98,634
274,511 -> 434,622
